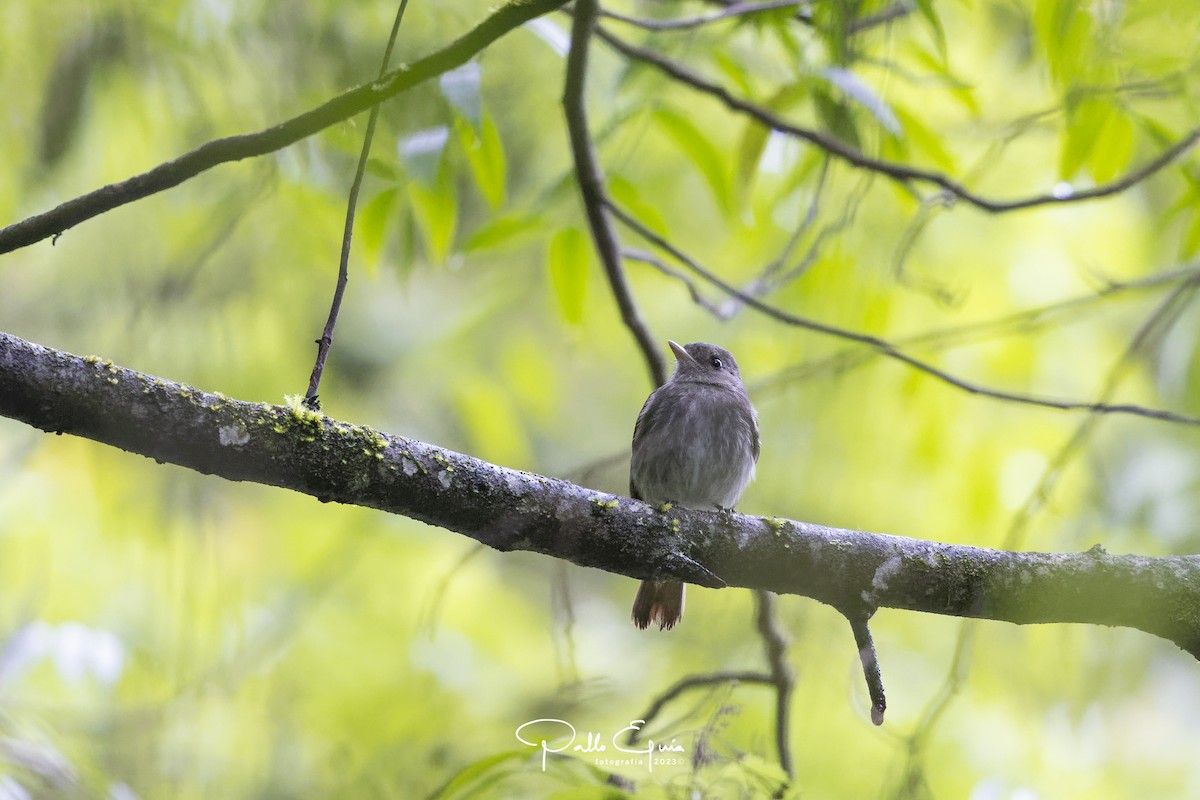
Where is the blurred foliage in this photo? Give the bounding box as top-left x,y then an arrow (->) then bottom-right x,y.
2,0 -> 1200,797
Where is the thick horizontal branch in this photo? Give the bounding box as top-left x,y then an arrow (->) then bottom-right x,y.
0,0 -> 569,256
2,329 -> 1199,659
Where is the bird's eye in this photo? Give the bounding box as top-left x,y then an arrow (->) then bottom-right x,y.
711,357 -> 723,369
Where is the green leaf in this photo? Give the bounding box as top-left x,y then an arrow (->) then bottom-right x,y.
1087,106 -> 1134,184
653,108 -> 732,214
734,85 -> 807,196
398,126 -> 449,186
546,787 -> 634,800
913,0 -> 947,62
458,114 -> 506,210
453,374 -> 534,467
608,174 -> 669,235
364,157 -> 397,180
822,67 -> 899,135
1034,0 -> 1094,87
892,105 -> 956,173
1059,96 -> 1111,180
1181,212 -> 1200,259
711,49 -> 754,98
408,162 -> 457,265
359,187 -> 399,269
814,86 -> 861,151
428,750 -> 531,800
439,61 -> 483,129
465,213 -> 542,253
547,227 -> 590,324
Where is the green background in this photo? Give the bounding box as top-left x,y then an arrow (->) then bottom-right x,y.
2,0 -> 1200,796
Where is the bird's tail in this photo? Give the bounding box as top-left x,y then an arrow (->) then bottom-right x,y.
631,579 -> 686,630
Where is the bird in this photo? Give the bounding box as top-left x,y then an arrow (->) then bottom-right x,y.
629,340 -> 759,630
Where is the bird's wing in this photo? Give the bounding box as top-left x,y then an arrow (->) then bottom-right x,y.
629,388 -> 662,500
749,401 -> 761,463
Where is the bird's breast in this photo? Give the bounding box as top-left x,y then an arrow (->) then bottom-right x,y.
631,386 -> 757,509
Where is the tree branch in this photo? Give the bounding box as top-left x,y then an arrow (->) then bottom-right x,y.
605,198 -> 1200,427
3,329 -> 1200,666
564,0 -> 667,387
593,26 -> 1200,213
0,0 -> 570,256
750,260 -> 1200,398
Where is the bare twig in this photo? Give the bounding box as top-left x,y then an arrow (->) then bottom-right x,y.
901,262 -> 1200,355
304,0 -> 410,410
754,591 -> 796,777
601,0 -> 807,31
724,162 -> 873,316
848,2 -> 915,33
606,197 -> 1200,427
594,26 -> 1200,214
564,0 -> 666,387
0,0 -> 571,256
622,247 -> 724,315
750,260 -> 1200,398
418,544 -> 486,637
627,670 -> 775,744
698,0 -> 813,25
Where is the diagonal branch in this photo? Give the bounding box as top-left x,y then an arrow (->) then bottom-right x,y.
564,0 -> 666,387
750,260 -> 1200,398
594,26 -> 1200,214
3,329 -> 1200,665
0,0 -> 571,256
605,198 -> 1200,427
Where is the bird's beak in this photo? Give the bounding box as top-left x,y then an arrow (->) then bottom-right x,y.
668,340 -> 695,365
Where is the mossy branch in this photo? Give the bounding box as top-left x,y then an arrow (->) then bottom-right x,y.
2,329 -> 1200,663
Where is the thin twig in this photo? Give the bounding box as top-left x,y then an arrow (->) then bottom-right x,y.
564,0 -> 666,387
724,162 -> 874,316
698,0 -> 813,25
622,247 -> 724,315
900,261 -> 1200,352
304,0 -> 410,410
627,670 -> 774,744
750,260 -> 1200,397
600,0 -> 807,31
605,197 -> 1200,426
754,590 -> 796,778
594,26 -> 1200,214
848,2 -> 915,33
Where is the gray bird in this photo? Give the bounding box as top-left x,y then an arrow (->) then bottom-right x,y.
630,340 -> 760,630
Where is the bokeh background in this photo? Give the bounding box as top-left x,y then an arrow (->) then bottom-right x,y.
3,0 -> 1200,797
